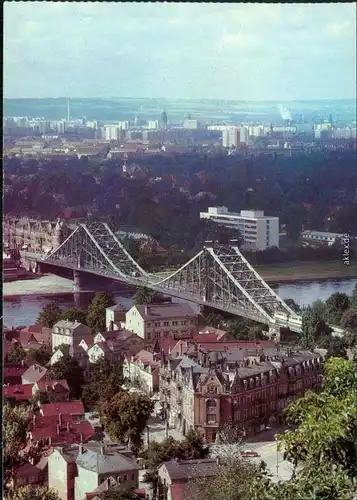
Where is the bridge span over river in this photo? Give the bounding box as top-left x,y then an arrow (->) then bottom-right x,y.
19,222 -> 345,337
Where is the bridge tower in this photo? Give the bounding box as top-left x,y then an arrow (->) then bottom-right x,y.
54,219 -> 63,249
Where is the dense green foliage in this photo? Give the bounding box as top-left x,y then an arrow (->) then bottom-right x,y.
6,486 -> 61,500
51,356 -> 85,399
38,302 -> 62,328
100,487 -> 142,500
98,391 -> 154,450
87,292 -> 115,333
82,358 -> 123,411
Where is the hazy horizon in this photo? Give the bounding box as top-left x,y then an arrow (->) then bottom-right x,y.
4,2 -> 356,101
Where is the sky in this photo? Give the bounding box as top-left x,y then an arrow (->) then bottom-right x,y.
4,2 -> 357,101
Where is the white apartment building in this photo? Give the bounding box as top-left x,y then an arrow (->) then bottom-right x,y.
147,120 -> 159,130
222,127 -> 240,148
200,206 -> 279,251
104,125 -> 121,141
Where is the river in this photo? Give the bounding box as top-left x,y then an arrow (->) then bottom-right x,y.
3,274 -> 356,328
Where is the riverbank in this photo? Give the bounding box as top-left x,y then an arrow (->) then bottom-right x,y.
3,274 -> 76,297
258,260 -> 357,284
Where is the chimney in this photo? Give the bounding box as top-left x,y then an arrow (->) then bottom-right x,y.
80,432 -> 84,443
49,437 -> 52,446
66,422 -> 71,432
145,305 -> 148,315
29,457 -> 35,465
110,320 -> 114,331
33,415 -> 37,427
58,413 -> 62,426
107,478 -> 111,489
79,443 -> 84,454
56,424 -> 60,435
101,445 -> 105,455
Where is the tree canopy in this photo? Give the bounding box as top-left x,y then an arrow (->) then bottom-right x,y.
51,356 -> 84,399
325,292 -> 350,324
6,486 -> 61,500
87,292 -> 115,333
98,391 -> 154,450
100,486 -> 142,500
38,302 -> 61,328
82,358 -> 123,411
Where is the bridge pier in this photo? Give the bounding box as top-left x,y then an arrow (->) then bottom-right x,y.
73,270 -> 85,292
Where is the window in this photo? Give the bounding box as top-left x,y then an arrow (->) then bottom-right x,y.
172,321 -> 178,326
131,473 -> 135,480
163,321 -> 169,327
181,320 -> 187,325
147,322 -> 152,327
154,322 -> 161,327
123,474 -> 127,481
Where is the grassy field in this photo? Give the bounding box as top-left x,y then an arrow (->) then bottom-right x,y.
257,260 -> 357,283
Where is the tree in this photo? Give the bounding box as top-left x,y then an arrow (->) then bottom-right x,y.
82,358 -> 123,411
318,335 -> 348,359
51,356 -> 84,399
350,282 -> 357,309
98,391 -> 154,450
300,300 -> 332,349
6,343 -> 26,363
276,357 -> 357,477
195,220 -> 243,249
100,486 -> 142,500
285,298 -> 301,314
38,302 -> 62,328
4,404 -> 32,487
60,307 -> 88,325
340,308 -> 357,347
326,292 -> 350,325
6,486 -> 61,500
26,345 -> 52,366
134,286 -> 159,305
87,292 -> 115,333
140,431 -> 209,498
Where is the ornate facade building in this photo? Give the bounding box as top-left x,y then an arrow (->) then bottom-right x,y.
159,342 -> 325,442
3,216 -> 74,254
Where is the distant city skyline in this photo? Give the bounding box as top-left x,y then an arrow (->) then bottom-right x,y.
4,2 -> 356,101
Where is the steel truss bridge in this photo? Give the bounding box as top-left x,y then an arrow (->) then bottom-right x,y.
24,221 -> 307,333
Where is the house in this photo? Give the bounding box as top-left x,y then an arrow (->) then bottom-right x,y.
21,364 -> 50,385
4,363 -> 27,385
50,344 -> 89,373
123,350 -> 160,393
52,320 -> 92,352
39,401 -> 85,418
105,303 -> 126,330
157,458 -> 220,500
48,444 -> 139,500
20,324 -> 52,348
125,303 -> 199,341
4,384 -> 34,403
159,346 -> 325,442
29,413 -> 95,449
13,462 -> 47,488
33,379 -> 70,403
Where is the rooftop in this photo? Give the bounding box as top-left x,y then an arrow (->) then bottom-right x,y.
40,401 -> 85,417
22,364 -> 48,384
160,458 -> 219,480
134,303 -> 197,320
76,446 -> 138,474
4,384 -> 34,401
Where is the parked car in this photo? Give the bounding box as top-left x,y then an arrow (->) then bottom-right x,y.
241,449 -> 260,458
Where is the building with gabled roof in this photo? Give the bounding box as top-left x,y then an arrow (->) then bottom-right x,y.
52,320 -> 92,352
21,363 -> 50,385
125,303 -> 199,342
123,349 -> 161,393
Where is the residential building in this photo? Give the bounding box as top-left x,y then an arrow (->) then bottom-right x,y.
50,344 -> 89,373
86,341 -> 122,364
105,304 -> 126,330
301,230 -> 346,246
52,321 -> 92,352
48,443 -> 139,500
13,462 -> 47,489
125,303 -> 199,341
159,346 -> 325,442
4,383 -> 34,403
222,127 -> 240,148
200,207 -> 279,250
4,363 -> 27,384
19,324 -> 52,348
157,458 -> 220,500
39,401 -> 85,418
22,364 -> 50,385
123,350 -> 160,393
32,379 -> 70,403
183,119 -> 199,130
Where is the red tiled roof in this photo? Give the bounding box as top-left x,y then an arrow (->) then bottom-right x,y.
170,483 -> 186,500
4,384 -> 34,401
15,463 -> 42,477
35,379 -> 69,393
40,401 -> 85,417
4,364 -> 27,380
20,324 -> 52,346
30,417 -> 94,445
196,340 -> 275,351
92,341 -> 112,353
157,338 -> 180,355
192,333 -> 220,343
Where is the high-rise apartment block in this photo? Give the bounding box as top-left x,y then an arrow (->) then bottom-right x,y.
200,207 -> 279,250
